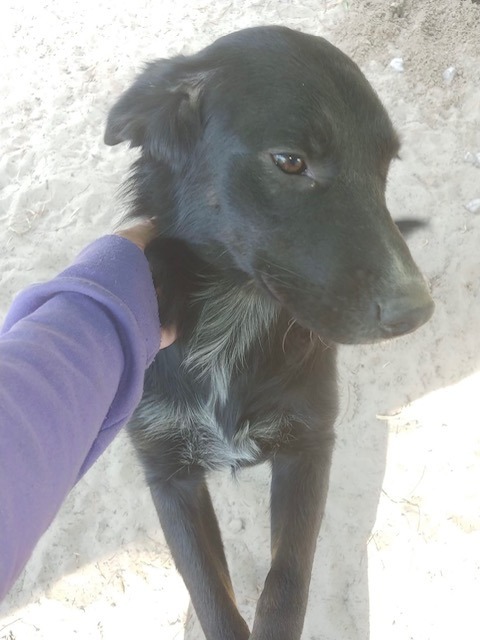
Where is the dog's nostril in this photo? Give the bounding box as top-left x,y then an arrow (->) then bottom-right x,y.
377,294 -> 434,337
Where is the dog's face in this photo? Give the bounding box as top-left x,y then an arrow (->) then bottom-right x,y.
105,26 -> 434,344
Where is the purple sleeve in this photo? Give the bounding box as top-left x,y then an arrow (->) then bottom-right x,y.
0,235 -> 160,601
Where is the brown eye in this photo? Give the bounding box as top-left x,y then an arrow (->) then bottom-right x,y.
271,153 -> 307,175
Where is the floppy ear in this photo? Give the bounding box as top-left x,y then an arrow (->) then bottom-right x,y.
104,59 -> 207,165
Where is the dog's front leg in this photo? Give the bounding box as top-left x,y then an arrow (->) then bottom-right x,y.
250,438 -> 334,640
149,470 -> 250,640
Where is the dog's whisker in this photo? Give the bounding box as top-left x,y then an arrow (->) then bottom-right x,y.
281,318 -> 297,354
258,270 -> 315,297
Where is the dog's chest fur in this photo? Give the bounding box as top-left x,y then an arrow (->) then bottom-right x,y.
130,280 -> 305,472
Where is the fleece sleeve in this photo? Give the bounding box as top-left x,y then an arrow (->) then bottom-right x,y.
0,235 -> 161,601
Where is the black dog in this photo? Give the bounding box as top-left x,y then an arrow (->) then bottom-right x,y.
105,26 -> 434,640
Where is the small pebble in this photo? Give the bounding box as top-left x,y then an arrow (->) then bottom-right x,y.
167,611 -> 181,625
390,57 -> 404,72
443,66 -> 457,85
390,0 -> 406,18
464,151 -> 480,168
228,518 -> 244,533
465,199 -> 480,214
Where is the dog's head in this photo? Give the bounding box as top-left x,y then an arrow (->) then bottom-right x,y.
105,26 -> 434,344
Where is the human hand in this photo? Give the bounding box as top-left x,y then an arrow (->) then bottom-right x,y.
115,219 -> 157,251
115,220 -> 177,349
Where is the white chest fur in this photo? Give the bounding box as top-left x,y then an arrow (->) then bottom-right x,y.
135,281 -> 294,470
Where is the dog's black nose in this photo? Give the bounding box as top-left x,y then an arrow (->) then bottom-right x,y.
377,292 -> 434,337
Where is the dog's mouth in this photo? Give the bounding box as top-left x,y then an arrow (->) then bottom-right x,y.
256,269 -> 434,345
257,272 -> 334,337
257,274 -> 286,306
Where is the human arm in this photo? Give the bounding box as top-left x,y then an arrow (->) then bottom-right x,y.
0,232 -> 164,600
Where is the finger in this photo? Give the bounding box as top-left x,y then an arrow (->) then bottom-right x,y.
159,325 -> 177,350
115,219 -> 157,251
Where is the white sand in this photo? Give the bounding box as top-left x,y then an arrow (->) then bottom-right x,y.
1,1 -> 479,638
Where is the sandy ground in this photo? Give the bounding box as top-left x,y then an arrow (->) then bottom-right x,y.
1,1 -> 479,639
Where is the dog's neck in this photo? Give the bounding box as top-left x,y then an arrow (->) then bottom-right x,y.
184,278 -> 279,404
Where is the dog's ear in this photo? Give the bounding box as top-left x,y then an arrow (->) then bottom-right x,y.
104,59 -> 207,165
